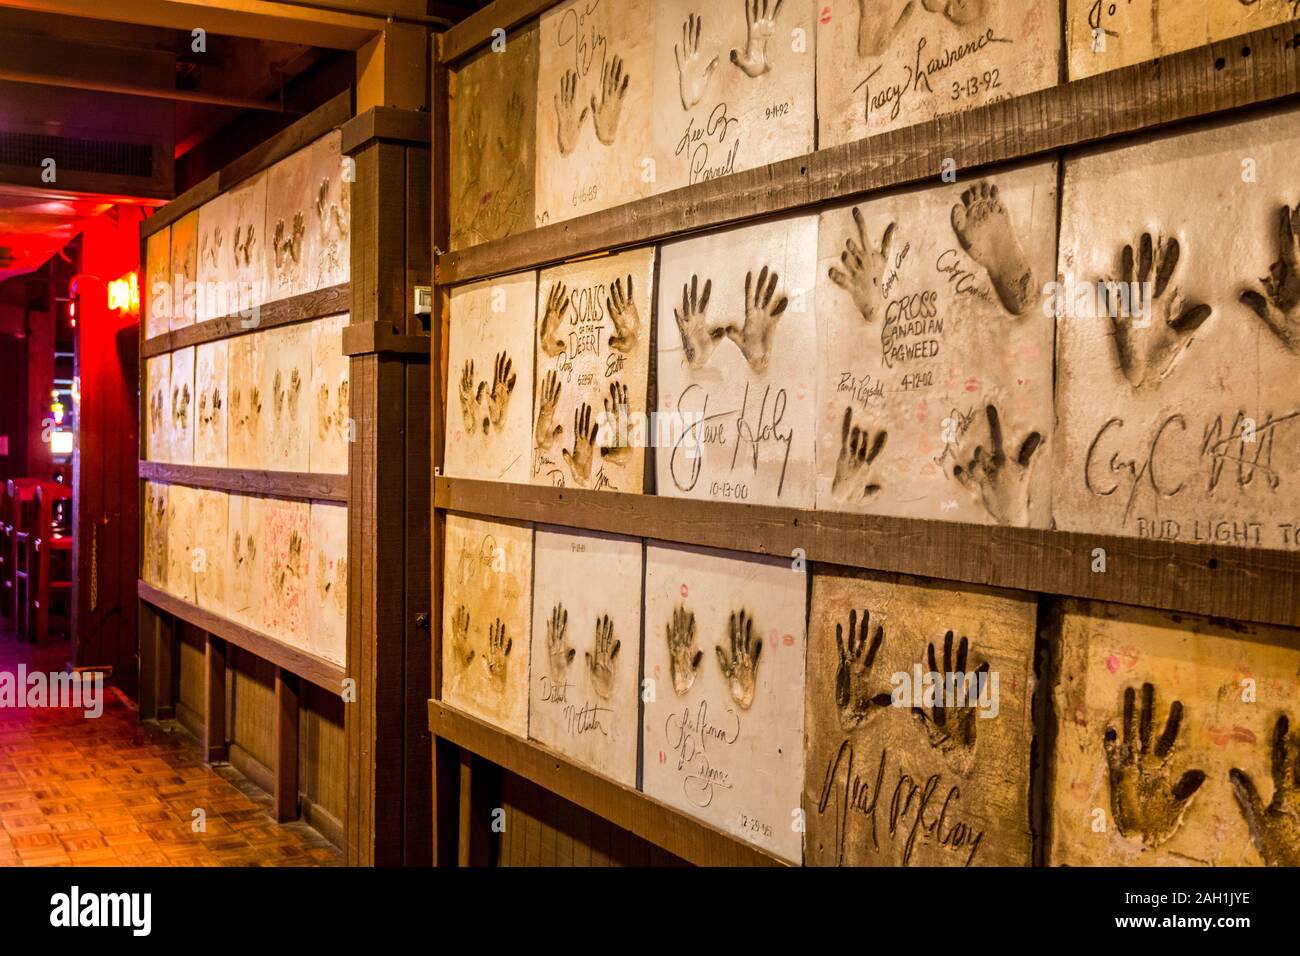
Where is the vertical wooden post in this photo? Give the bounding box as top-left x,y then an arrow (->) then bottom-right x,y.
357,23 -> 429,113
428,31 -> 459,869
341,105 -> 433,866
458,750 -> 497,867
202,634 -> 227,763
274,668 -> 300,823
137,600 -> 174,721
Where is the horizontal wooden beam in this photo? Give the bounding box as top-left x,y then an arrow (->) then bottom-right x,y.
428,701 -> 787,867
141,174 -> 218,238
141,283 -> 350,356
439,19 -> 1300,286
138,461 -> 348,501
0,0 -> 385,50
340,320 -> 430,356
141,90 -> 353,238
438,0 -> 557,65
435,477 -> 1300,632
138,580 -> 346,693
341,106 -> 431,155
218,88 -> 353,192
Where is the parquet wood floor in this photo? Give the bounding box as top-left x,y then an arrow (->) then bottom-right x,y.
0,623 -> 340,867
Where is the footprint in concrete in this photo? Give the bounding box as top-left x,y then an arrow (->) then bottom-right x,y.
923,0 -> 984,25
950,181 -> 1036,317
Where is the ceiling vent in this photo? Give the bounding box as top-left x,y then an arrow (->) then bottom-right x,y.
0,130 -> 153,179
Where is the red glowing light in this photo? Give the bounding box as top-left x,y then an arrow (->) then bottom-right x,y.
107,271 -> 139,315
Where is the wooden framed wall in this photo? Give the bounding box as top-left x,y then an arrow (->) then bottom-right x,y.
427,1 -> 1300,868
137,92 -> 355,851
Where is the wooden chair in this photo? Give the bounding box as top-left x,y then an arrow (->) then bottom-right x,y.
32,482 -> 72,645
7,479 -> 41,633
1,478 -> 40,622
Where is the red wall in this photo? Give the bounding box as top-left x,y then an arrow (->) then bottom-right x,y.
73,208 -> 144,693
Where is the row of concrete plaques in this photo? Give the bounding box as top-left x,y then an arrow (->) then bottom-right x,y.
444,104 -> 1300,551
143,131 -> 350,338
142,482 -> 347,667
144,315 -> 350,475
441,512 -> 1300,866
448,0 -> 1299,245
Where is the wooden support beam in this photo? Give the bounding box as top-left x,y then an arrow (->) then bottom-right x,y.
439,0 -> 560,65
340,106 -> 432,155
432,702 -> 785,867
136,599 -> 175,721
274,668 -> 301,823
141,92 -> 353,238
340,321 -> 430,357
357,21 -> 429,113
202,633 -> 227,763
344,128 -> 433,866
429,33 -> 454,868
138,580 -> 346,692
0,0 -> 391,50
432,737 -> 459,866
137,462 -> 348,503
435,477 -> 1300,633
141,284 -> 350,356
456,748 -> 495,867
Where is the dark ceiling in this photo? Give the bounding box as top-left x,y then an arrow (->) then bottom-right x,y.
0,0 -> 489,281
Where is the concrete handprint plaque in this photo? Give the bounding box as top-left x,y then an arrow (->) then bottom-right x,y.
450,21 -> 538,250
1049,600 -> 1300,866
167,346 -> 196,466
1067,0 -> 1298,80
142,481 -> 169,590
642,541 -> 807,863
1054,105 -> 1300,550
193,489 -> 228,616
145,353 -> 170,463
261,498 -> 310,650
535,0 -> 656,225
444,272 -> 537,483
165,483 -> 199,604
264,143 -> 313,302
817,0 -> 1059,149
226,171 -> 268,315
226,493 -> 266,631
441,514 -> 534,738
651,0 -> 815,193
532,247 -> 653,492
145,225 -> 170,339
195,190 -> 230,324
258,324 -> 311,473
309,501 -> 347,666
194,340 -> 228,468
814,160 -> 1056,525
306,131 -> 350,292
169,211 -> 199,330
529,526 -> 643,786
309,313 -> 350,475
226,333 -> 264,471
656,214 -> 819,508
804,568 -> 1038,866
